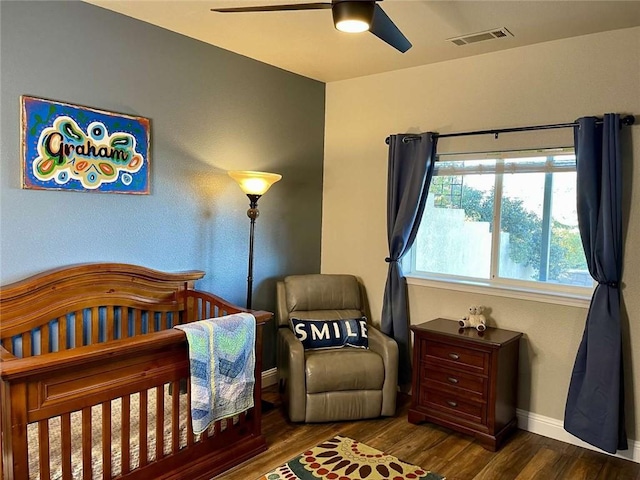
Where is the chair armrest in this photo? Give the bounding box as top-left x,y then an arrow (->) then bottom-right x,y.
368,327 -> 399,416
277,328 -> 307,422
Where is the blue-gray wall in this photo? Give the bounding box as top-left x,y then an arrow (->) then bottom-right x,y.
0,1 -> 325,369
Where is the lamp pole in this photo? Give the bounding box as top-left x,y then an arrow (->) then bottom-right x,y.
245,194 -> 261,310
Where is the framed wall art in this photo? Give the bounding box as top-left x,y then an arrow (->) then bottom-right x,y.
21,96 -> 151,194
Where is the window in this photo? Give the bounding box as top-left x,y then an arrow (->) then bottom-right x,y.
408,149 -> 594,299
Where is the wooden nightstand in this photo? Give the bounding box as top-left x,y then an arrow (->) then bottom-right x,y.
408,318 -> 522,451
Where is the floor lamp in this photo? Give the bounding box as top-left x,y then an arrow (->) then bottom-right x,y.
228,170 -> 282,310
229,170 -> 282,413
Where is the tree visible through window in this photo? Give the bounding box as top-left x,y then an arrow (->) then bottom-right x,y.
410,153 -> 592,290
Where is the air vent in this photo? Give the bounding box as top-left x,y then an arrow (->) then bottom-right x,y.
448,27 -> 513,46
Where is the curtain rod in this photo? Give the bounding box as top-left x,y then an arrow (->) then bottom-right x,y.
384,115 -> 636,144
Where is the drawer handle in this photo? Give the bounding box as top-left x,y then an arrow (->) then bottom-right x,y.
447,400 -> 458,408
448,353 -> 460,360
447,377 -> 459,384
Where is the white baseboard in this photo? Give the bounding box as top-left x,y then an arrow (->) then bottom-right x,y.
516,409 -> 640,463
261,367 -> 278,388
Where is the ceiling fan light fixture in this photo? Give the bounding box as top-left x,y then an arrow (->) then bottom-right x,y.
335,19 -> 369,33
332,1 -> 375,33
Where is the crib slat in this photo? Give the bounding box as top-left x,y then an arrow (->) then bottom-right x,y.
172,380 -> 180,453
148,311 -> 156,334
120,306 -> 126,339
139,390 -> 148,467
195,298 -> 202,320
75,311 -> 83,348
134,309 -> 142,337
74,310 -> 85,346
82,407 -> 92,480
121,395 -> 131,474
91,307 -> 99,345
197,298 -> 204,321
190,298 -> 198,322
40,324 -> 50,355
186,383 -> 194,447
38,419 -> 51,479
155,385 -> 164,459
122,308 -> 131,339
58,315 -> 68,352
159,312 -> 167,331
184,296 -> 195,325
21,332 -> 32,358
106,306 -> 115,341
61,413 -> 72,480
102,401 -> 112,479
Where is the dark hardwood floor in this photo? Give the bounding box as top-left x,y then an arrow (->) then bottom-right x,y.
216,387 -> 640,480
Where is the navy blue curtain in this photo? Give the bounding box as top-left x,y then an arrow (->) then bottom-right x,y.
381,133 -> 437,386
564,114 -> 627,453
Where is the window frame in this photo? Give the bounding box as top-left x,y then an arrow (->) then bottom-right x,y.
404,148 -> 594,308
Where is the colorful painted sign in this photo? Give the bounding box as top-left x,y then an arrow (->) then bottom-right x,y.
21,96 -> 150,194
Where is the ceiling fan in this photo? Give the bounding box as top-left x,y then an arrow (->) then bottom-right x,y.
211,0 -> 412,53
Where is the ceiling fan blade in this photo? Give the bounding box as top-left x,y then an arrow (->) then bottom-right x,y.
212,3 -> 331,13
369,3 -> 411,53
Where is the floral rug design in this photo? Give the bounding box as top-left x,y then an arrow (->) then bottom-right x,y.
258,435 -> 444,480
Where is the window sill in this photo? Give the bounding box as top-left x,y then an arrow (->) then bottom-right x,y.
405,275 -> 592,309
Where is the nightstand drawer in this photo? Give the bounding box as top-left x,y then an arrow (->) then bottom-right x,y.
421,388 -> 486,425
422,365 -> 486,398
423,341 -> 489,374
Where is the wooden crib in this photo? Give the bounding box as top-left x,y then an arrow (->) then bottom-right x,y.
0,263 -> 271,480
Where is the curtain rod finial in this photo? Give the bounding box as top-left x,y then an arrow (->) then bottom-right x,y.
622,115 -> 635,126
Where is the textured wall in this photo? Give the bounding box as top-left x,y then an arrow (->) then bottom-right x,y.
0,1 -> 325,369
323,27 -> 640,441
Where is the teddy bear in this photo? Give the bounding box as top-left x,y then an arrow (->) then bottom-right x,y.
459,305 -> 487,332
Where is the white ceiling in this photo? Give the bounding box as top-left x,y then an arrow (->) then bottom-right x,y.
85,1 -> 640,82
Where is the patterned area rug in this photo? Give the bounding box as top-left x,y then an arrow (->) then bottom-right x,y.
258,435 -> 445,480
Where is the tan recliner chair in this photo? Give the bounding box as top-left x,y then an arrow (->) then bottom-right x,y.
276,274 -> 398,423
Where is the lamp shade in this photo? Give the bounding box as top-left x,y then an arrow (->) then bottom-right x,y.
228,170 -> 282,196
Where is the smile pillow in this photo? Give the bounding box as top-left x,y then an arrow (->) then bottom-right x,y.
290,317 -> 368,350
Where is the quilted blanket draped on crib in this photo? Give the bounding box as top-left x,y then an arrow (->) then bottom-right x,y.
175,312 -> 256,434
